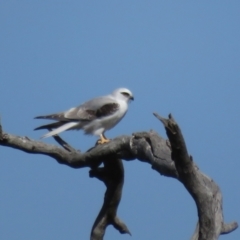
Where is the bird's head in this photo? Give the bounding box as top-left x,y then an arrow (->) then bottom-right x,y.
112,88 -> 134,102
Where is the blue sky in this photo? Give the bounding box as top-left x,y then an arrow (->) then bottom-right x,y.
0,1 -> 239,239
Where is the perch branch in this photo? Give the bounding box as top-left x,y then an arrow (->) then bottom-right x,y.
0,126 -> 176,177
0,114 -> 238,239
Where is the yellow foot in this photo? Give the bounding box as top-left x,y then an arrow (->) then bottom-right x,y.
97,138 -> 110,144
97,134 -> 110,144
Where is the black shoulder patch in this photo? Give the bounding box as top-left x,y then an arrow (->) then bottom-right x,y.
96,103 -> 119,118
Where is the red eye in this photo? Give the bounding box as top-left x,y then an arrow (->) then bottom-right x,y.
121,92 -> 130,97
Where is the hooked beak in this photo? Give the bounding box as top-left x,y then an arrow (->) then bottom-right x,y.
130,96 -> 134,101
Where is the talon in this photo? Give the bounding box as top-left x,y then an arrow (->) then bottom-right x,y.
97,134 -> 110,144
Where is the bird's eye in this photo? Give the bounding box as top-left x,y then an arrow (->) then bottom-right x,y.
121,92 -> 130,97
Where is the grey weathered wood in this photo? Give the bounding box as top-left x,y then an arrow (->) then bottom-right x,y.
0,113 -> 237,240
90,156 -> 131,240
153,113 -> 238,240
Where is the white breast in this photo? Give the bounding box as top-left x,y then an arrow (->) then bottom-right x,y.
84,99 -> 128,136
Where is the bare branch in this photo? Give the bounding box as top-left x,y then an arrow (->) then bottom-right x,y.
154,113 -> 238,240
0,127 -> 175,177
0,114 -> 238,239
90,156 -> 131,240
221,222 -> 238,234
52,134 -> 78,152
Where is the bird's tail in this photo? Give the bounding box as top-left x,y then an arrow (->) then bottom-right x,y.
34,121 -> 65,131
41,122 -> 79,138
34,112 -> 65,121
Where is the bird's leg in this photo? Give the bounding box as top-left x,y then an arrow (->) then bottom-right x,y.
97,133 -> 110,144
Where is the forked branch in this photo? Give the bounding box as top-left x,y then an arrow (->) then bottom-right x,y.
153,113 -> 238,240
0,113 -> 237,240
90,156 -> 131,240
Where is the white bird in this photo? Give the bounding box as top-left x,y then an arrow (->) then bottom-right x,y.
34,88 -> 134,144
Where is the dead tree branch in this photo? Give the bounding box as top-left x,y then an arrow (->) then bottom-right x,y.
0,113 -> 238,240
90,156 -> 131,240
153,113 -> 238,240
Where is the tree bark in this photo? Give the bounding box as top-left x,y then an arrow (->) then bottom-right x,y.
0,113 -> 237,240
90,156 -> 131,240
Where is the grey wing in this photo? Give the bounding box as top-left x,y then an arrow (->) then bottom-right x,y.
35,111 -> 69,121
34,112 -> 75,131
34,96 -> 119,124
34,101 -> 100,122
64,96 -> 119,120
